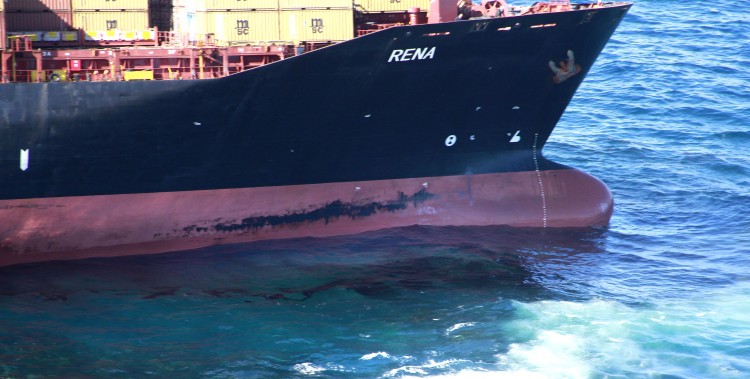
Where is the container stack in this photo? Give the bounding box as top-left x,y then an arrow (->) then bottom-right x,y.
0,1 -> 419,50
72,0 -> 153,44
5,0 -> 77,45
3,0 -> 156,47
173,0 -> 354,46
355,0 -> 430,13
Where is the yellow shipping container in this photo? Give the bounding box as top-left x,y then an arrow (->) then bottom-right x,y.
74,11 -> 149,31
356,0 -> 430,13
279,0 -> 353,10
196,11 -> 280,45
193,0 -> 279,11
72,0 -> 149,11
280,9 -> 353,43
124,70 -> 154,81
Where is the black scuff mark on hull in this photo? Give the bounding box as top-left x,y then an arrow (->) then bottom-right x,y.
182,225 -> 210,234
209,188 -> 436,233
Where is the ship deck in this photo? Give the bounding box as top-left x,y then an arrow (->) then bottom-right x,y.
0,1 -> 623,84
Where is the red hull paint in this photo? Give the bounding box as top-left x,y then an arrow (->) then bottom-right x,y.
0,169 -> 612,267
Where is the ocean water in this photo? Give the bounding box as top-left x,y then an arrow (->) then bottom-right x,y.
2,1 -> 749,377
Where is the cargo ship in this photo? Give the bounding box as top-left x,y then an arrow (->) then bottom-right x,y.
0,0 -> 632,267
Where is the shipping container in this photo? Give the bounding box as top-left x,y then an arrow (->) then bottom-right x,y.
175,0 -> 279,12
209,0 -> 279,11
6,0 -> 72,12
279,0 -> 353,10
72,0 -> 148,11
6,11 -> 74,31
148,6 -> 172,30
74,11 -> 149,31
356,0 -> 430,13
198,11 -> 280,45
279,9 -> 353,43
0,11 -> 5,51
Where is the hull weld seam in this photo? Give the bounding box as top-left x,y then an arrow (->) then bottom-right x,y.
533,133 -> 548,228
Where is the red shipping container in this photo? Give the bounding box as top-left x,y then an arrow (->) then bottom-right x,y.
6,11 -> 73,31
6,0 -> 72,12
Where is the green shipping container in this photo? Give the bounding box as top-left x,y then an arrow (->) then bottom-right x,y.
196,11 -> 281,45
279,0 -> 353,10
72,0 -> 149,11
193,0 -> 279,11
279,9 -> 354,43
74,11 -> 149,31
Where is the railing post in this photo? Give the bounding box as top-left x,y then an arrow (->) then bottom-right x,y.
1,52 -> 10,83
34,50 -> 43,83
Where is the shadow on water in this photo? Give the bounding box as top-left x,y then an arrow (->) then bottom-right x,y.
0,225 -> 613,377
0,225 -> 609,303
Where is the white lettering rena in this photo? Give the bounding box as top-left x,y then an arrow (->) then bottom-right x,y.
388,49 -> 404,62
387,47 -> 436,62
420,46 -> 435,60
401,48 -> 416,61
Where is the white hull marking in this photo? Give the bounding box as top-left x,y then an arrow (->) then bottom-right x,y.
20,149 -> 29,171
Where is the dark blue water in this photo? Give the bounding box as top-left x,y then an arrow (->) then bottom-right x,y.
2,1 -> 749,377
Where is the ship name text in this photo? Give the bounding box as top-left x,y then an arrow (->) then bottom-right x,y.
388,47 -> 436,62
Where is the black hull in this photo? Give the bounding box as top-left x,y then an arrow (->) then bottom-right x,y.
0,4 -> 631,266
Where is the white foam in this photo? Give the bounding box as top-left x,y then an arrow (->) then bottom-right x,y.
500,331 -> 591,378
292,362 -> 325,375
402,369 -> 547,379
293,362 -> 349,376
360,351 -> 391,360
387,284 -> 750,378
445,322 -> 476,335
384,359 -> 469,378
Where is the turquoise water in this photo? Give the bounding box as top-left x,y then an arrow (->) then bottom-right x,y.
2,1 -> 750,377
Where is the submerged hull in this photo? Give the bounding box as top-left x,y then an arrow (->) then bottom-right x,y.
0,3 -> 631,266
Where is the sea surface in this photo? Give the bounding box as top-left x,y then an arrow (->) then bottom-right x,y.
2,1 -> 749,378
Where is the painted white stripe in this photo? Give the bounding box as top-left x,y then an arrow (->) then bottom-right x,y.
20,149 -> 29,171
